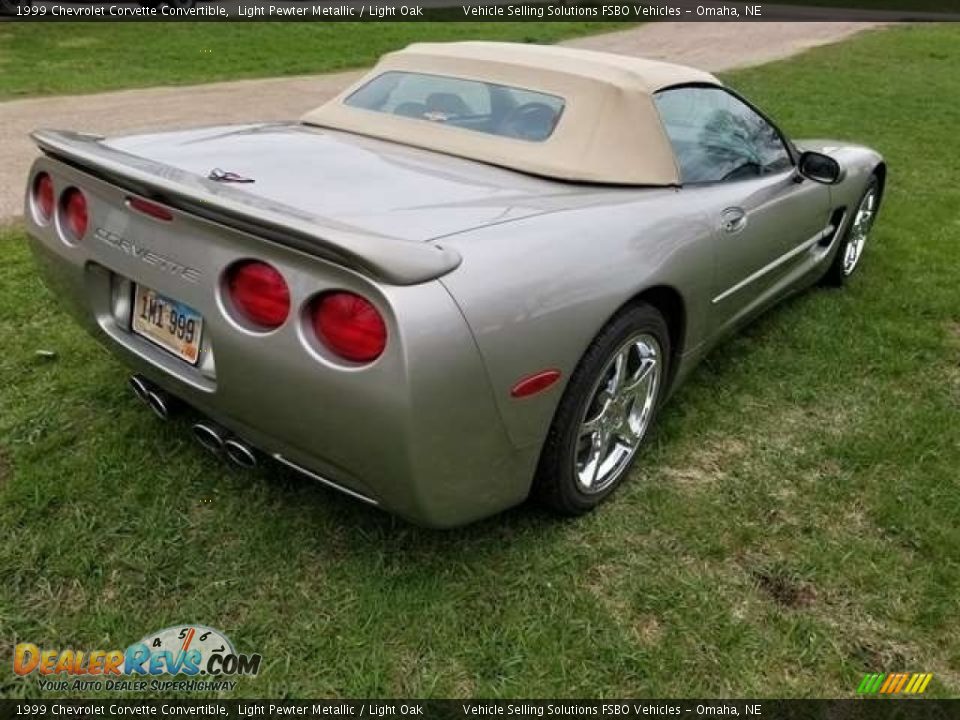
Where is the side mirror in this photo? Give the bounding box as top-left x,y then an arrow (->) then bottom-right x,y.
798,151 -> 843,185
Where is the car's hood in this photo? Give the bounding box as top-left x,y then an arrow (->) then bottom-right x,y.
104,123 -> 588,241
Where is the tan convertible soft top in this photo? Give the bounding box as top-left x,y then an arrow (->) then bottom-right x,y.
301,42 -> 722,186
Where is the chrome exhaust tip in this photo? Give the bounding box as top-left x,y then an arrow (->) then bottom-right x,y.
129,375 -> 151,405
130,375 -> 174,420
192,422 -> 225,455
224,439 -> 257,469
146,389 -> 171,421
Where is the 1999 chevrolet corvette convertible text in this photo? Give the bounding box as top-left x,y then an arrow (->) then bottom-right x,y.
25,42 -> 885,527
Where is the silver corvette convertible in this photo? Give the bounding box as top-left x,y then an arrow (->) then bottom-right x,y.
24,42 -> 884,527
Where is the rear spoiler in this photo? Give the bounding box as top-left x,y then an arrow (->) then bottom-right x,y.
32,129 -> 462,286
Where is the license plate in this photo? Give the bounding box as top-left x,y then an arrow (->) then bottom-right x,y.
132,285 -> 203,365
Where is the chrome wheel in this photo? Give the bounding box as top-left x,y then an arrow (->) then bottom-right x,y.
842,187 -> 878,276
574,333 -> 661,494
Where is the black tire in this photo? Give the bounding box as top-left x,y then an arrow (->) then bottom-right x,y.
821,175 -> 881,287
533,303 -> 671,515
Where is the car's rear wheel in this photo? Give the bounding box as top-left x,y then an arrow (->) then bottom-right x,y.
822,176 -> 881,286
534,303 -> 670,515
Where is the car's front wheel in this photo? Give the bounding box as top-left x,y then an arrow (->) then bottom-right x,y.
822,176 -> 881,286
534,303 -> 671,515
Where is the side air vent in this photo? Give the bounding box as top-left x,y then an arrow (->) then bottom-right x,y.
819,207 -> 848,247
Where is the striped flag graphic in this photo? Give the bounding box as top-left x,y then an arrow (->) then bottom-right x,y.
857,672 -> 933,694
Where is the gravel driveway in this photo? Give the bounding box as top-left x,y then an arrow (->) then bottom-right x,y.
0,22 -> 883,221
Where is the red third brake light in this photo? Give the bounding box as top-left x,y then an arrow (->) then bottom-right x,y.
34,173 -> 54,222
61,188 -> 88,241
128,196 -> 174,222
226,261 -> 290,329
311,291 -> 387,363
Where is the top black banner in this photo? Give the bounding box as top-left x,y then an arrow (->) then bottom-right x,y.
3,0 -> 960,22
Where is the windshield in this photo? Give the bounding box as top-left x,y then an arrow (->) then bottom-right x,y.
344,71 -> 565,142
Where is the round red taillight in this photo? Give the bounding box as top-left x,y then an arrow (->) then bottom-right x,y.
226,260 -> 290,329
311,291 -> 387,363
33,173 -> 55,222
61,188 -> 88,241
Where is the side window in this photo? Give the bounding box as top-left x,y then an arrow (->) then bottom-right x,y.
654,87 -> 792,184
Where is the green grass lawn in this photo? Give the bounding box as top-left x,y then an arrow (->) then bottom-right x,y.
2,24 -> 959,699
0,22 -> 631,100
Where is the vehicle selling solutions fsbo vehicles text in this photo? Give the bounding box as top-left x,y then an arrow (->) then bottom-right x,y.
460,4 -> 762,17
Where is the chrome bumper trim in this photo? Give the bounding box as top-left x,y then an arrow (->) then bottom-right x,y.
273,454 -> 379,506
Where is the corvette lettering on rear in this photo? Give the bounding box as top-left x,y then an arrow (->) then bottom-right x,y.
96,227 -> 201,282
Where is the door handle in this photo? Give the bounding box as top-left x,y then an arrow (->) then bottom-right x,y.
721,207 -> 748,234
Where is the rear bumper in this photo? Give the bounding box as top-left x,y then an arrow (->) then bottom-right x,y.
25,156 -> 536,528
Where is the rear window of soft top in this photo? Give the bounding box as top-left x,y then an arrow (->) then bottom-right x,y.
344,71 -> 565,143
